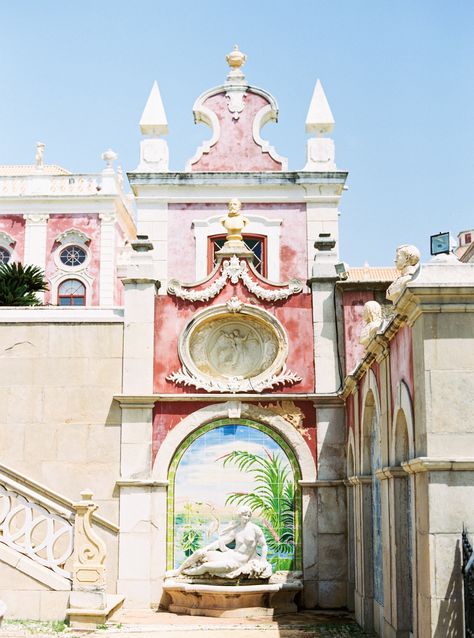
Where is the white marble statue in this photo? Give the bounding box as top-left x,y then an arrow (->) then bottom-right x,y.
170,506 -> 272,580
359,300 -> 383,347
35,142 -> 45,168
386,244 -> 421,303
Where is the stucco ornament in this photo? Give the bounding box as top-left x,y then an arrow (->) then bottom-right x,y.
386,244 -> 420,304
258,400 -> 310,439
225,45 -> 248,120
168,255 -> 303,303
167,302 -> 302,393
168,506 -> 272,580
359,301 -> 383,348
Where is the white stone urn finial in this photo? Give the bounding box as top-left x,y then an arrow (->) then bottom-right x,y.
101,148 -> 118,171
225,45 -> 247,84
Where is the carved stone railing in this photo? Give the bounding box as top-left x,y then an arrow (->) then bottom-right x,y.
0,464 -> 118,585
0,174 -> 104,197
0,484 -> 73,578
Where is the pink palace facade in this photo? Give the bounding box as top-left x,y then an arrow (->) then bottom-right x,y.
0,48 -> 474,638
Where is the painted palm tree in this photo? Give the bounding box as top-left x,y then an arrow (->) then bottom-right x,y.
0,263 -> 48,306
221,449 -> 295,564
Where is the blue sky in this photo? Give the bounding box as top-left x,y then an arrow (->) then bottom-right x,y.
1,1 -> 473,266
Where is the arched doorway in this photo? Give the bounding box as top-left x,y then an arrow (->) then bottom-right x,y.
166,418 -> 302,573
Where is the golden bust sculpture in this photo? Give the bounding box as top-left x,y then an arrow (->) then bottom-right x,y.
220,198 -> 248,243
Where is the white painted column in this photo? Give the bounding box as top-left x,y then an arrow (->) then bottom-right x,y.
98,212 -> 116,307
136,201 -> 168,294
117,241 -> 158,607
305,191 -> 341,279
23,213 -> 49,302
23,213 -> 49,269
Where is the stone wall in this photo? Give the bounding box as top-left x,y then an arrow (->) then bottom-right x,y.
0,318 -> 123,619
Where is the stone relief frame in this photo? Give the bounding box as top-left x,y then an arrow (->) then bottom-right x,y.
165,417 -> 303,572
193,213 -> 282,281
167,302 -> 302,393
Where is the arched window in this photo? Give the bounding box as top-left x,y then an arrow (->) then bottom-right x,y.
208,234 -> 267,276
0,247 -> 10,264
58,279 -> 86,306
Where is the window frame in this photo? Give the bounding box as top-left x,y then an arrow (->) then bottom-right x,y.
207,233 -> 267,277
57,278 -> 87,306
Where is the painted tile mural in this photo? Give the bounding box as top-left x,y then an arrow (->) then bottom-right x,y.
168,421 -> 300,571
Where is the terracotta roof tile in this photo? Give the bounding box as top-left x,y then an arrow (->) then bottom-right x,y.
346,267 -> 397,282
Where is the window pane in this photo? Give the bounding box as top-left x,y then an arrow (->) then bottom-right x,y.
59,279 -> 85,295
210,236 -> 265,275
59,245 -> 87,267
73,297 -> 85,306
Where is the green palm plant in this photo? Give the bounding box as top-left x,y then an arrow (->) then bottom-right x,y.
0,263 -> 48,306
222,449 -> 296,560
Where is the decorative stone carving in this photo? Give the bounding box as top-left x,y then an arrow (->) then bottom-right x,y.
258,400 -> 309,439
168,506 -> 272,581
54,228 -> 91,246
167,302 -> 302,393
71,490 -> 106,591
359,300 -> 383,347
225,45 -> 247,120
0,231 -> 15,248
386,244 -> 421,303
35,142 -> 45,169
0,484 -> 73,578
168,255 -> 303,303
226,296 -> 243,313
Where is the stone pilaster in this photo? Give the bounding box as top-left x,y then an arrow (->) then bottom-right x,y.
98,212 -> 116,306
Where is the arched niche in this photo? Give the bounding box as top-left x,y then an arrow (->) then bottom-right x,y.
165,417 -> 302,573
360,369 -> 381,476
152,402 -> 316,483
390,380 -> 415,466
390,380 -> 415,635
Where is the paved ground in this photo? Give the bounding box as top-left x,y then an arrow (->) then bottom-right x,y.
1,610 -> 374,638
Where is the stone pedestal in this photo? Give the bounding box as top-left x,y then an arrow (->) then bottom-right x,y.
163,579 -> 302,618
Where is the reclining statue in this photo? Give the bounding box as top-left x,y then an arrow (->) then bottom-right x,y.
169,506 -> 272,580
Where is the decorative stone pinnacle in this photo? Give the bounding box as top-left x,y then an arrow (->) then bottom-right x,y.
226,45 -> 247,84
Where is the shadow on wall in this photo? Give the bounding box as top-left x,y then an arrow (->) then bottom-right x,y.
434,540 -> 462,638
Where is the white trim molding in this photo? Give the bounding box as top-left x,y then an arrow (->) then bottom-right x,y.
193,213 -> 282,281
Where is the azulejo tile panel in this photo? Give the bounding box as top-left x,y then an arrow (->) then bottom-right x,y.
167,419 -> 302,571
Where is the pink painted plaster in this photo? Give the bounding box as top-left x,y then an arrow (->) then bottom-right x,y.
342,290 -> 374,374
389,325 -> 414,416
152,399 -> 316,466
191,92 -> 283,172
44,215 -> 101,305
167,203 -> 307,283
0,215 -> 25,262
153,277 -> 314,395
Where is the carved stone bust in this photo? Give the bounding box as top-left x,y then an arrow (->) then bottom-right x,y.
359,300 -> 383,347
386,244 -> 420,304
